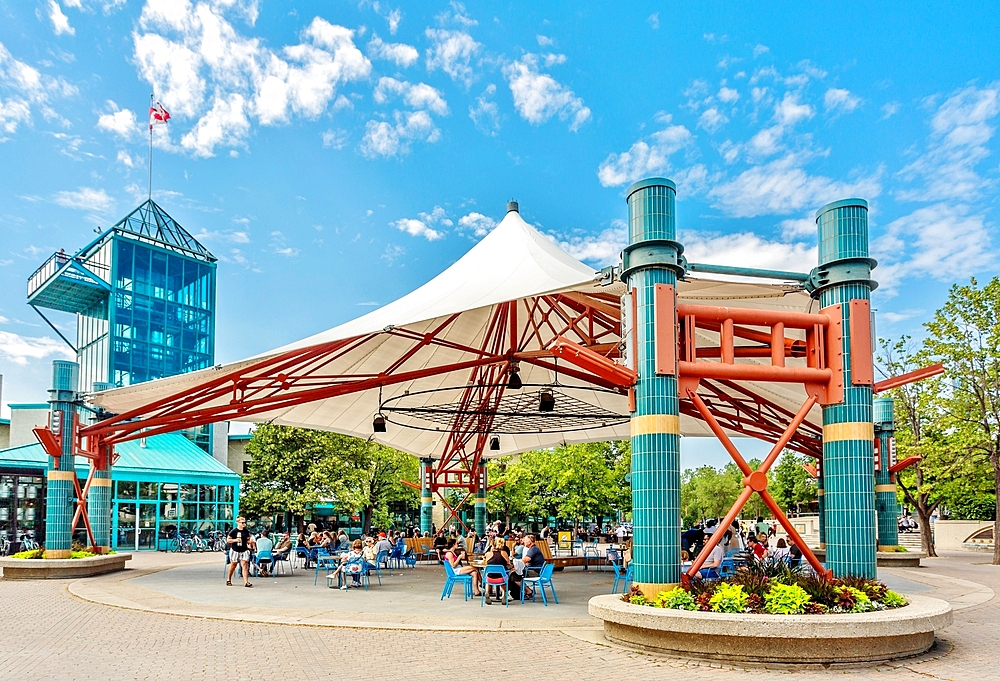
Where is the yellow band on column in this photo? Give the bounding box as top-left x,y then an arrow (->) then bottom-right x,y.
45,549 -> 72,559
823,422 -> 875,442
633,582 -> 679,599
877,545 -> 900,552
630,414 -> 680,436
875,484 -> 897,493
47,470 -> 76,481
91,477 -> 113,487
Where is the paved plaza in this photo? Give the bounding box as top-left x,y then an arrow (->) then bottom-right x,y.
1,550 -> 997,680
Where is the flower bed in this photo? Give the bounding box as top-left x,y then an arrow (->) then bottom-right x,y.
624,559 -> 906,615
10,548 -> 112,560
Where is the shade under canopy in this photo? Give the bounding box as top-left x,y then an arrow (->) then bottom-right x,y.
88,206 -> 823,460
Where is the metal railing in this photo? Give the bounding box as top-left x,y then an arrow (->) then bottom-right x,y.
26,251 -> 109,299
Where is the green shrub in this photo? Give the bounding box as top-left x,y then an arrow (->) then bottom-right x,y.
709,583 -> 749,613
881,590 -> 907,608
763,583 -> 812,614
628,593 -> 647,605
70,550 -> 98,559
655,587 -> 696,610
837,586 -> 874,613
10,548 -> 44,560
793,572 -> 840,608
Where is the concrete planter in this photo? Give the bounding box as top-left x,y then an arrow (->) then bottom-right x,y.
812,548 -> 926,568
589,593 -> 952,664
0,553 -> 131,580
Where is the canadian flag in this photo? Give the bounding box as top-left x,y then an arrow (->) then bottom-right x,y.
149,102 -> 171,130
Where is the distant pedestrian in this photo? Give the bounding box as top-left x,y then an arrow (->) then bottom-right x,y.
226,516 -> 254,588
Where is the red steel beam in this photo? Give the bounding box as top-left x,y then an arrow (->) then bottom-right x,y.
873,363 -> 945,394
679,361 -> 832,384
677,304 -> 830,329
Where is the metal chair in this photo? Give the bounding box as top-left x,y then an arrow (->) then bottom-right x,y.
254,549 -> 273,577
611,562 -> 632,594
522,562 -> 558,605
272,551 -> 293,575
583,540 -> 601,569
335,555 -> 369,590
481,565 -> 510,607
603,548 -> 621,573
375,549 -> 392,576
313,549 -> 336,585
441,561 -> 473,601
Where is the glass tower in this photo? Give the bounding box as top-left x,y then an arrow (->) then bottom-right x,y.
27,200 -> 217,450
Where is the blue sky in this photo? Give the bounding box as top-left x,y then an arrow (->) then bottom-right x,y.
1,1 -> 998,465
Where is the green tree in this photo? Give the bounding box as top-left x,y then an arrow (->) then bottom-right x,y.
771,451 -> 818,515
240,424 -> 358,521
922,278 -> 1000,564
344,438 -> 418,535
485,456 -> 532,526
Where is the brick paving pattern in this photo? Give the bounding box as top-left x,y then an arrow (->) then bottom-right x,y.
1,551 -> 997,681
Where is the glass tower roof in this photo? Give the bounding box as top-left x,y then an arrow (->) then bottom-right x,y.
111,200 -> 216,262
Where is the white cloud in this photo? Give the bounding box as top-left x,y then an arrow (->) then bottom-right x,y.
53,186 -> 115,213
180,92 -> 250,157
382,243 -> 405,264
708,153 -> 882,218
469,83 -> 500,135
779,215 -> 816,240
391,218 -> 443,241
896,83 -> 1000,203
97,101 -> 139,138
881,102 -> 900,119
321,128 -> 348,149
361,110 -> 439,157
367,35 -> 419,68
555,220 -> 627,266
684,231 -> 817,275
753,44 -> 769,58
648,13 -> 660,29
387,8 -> 401,34
774,92 -> 814,125
503,54 -> 590,131
717,86 -> 739,103
48,0 -> 75,36
0,331 -> 75,366
824,87 -> 861,114
425,28 -> 479,86
597,115 -> 692,187
116,149 -> 136,167
698,107 -> 728,133
132,5 -> 371,156
536,35 -> 554,46
0,42 -> 76,138
458,211 -> 496,237
374,77 -> 448,115
749,124 -> 784,156
875,203 -> 994,292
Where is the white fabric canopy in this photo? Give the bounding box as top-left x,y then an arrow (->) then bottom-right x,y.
89,207 -> 822,459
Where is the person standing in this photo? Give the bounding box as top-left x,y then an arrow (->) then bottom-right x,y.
226,517 -> 254,587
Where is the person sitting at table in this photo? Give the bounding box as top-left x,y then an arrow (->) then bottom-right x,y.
330,539 -> 365,590
374,532 -> 393,557
483,537 -> 522,604
362,537 -> 379,570
772,538 -> 790,561
433,530 -> 449,561
336,531 -> 350,551
272,532 -> 292,565
522,535 -> 545,577
255,529 -> 274,577
747,534 -> 768,561
700,539 -> 725,578
443,540 -> 482,597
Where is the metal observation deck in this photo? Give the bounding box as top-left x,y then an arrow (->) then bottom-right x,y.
27,253 -> 111,314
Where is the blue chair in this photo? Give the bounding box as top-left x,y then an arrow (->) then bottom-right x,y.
254,549 -> 273,577
337,555 -> 369,590
604,548 -> 621,573
389,544 -> 404,569
375,550 -> 392,577
611,562 -> 632,594
583,540 -> 601,569
273,550 -> 293,576
571,539 -> 583,556
313,550 -> 336,585
423,545 -> 440,564
481,565 -> 509,607
522,562 -> 558,605
441,561 -> 473,601
295,546 -> 309,568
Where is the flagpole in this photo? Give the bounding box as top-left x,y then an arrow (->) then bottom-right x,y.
148,93 -> 153,202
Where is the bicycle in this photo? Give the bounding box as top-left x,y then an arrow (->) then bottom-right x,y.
190,534 -> 209,552
168,532 -> 193,553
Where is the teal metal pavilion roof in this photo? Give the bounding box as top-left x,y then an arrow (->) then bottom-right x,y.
0,432 -> 238,482
112,200 -> 216,261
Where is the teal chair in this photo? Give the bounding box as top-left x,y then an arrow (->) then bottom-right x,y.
481,565 -> 510,607
441,561 -> 473,600
522,563 -> 558,605
611,562 -> 632,594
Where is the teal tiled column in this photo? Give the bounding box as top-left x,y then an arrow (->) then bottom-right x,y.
817,466 -> 826,548
420,458 -> 434,535
621,178 -> 684,597
474,460 -> 487,537
816,199 -> 877,579
87,469 -> 112,552
874,397 -> 900,550
44,360 -> 79,559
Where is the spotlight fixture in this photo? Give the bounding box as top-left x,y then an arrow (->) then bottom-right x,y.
373,413 -> 387,433
507,361 -> 522,390
539,388 -> 555,412
489,436 -> 500,451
